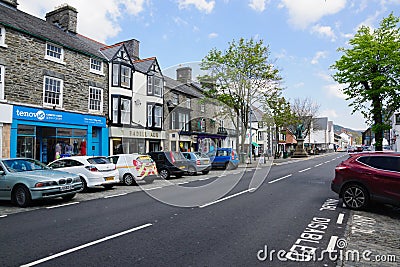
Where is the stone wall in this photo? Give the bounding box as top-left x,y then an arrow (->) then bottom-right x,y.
2,27 -> 109,116
2,124 -> 10,157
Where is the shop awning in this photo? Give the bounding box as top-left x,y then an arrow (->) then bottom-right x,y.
251,142 -> 260,147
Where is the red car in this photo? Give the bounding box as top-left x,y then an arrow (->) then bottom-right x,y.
331,152 -> 400,210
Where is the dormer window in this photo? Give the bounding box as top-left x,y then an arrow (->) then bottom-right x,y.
147,76 -> 163,97
112,63 -> 132,89
0,27 -> 7,48
45,43 -> 64,64
90,58 -> 103,75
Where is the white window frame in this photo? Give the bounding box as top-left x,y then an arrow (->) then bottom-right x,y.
147,104 -> 153,127
120,98 -> 131,124
172,93 -> 179,105
154,105 -> 162,128
43,76 -> 63,108
45,43 -> 65,64
0,27 -> 7,48
120,65 -> 131,88
112,96 -> 119,123
0,65 -> 4,100
200,104 -> 205,112
154,76 -> 163,97
186,98 -> 191,109
147,76 -> 153,95
171,111 -> 176,129
90,58 -> 104,75
88,87 -> 103,113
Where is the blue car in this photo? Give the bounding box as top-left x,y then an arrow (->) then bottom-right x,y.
210,148 -> 239,170
0,158 -> 82,207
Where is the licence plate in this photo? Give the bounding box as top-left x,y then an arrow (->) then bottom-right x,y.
105,176 -> 114,181
60,185 -> 72,191
204,160 -> 209,164
179,166 -> 185,169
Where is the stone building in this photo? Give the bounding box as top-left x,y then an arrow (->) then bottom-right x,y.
0,1 -> 109,162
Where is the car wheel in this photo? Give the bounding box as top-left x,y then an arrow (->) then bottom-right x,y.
62,193 -> 76,201
159,169 -> 170,179
224,162 -> 229,170
12,185 -> 32,208
124,174 -> 136,186
188,166 -> 197,176
103,184 -> 114,190
80,177 -> 88,192
342,184 -> 369,210
202,170 -> 210,175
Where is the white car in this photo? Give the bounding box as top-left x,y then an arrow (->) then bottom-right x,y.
108,154 -> 158,186
48,156 -> 119,191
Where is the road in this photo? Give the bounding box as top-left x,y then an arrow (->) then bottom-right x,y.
0,153 -> 350,266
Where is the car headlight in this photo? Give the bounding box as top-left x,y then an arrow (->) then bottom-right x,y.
35,181 -> 58,187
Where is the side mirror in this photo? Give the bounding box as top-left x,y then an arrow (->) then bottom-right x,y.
0,170 -> 5,175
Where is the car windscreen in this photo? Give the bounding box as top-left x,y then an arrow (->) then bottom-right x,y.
87,157 -> 111,164
216,150 -> 229,156
3,158 -> 49,172
137,155 -> 154,163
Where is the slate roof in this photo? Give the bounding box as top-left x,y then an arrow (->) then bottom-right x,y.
164,76 -> 204,98
133,57 -> 157,74
0,4 -> 106,59
99,43 -> 124,61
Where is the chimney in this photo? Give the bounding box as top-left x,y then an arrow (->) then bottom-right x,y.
0,0 -> 18,9
123,39 -> 140,61
176,66 -> 192,84
45,4 -> 78,34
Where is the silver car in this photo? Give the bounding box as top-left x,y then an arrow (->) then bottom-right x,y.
0,158 -> 82,207
182,152 -> 212,175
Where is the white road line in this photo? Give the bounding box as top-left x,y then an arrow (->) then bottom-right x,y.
315,163 -> 323,167
199,188 -> 256,208
198,177 -> 210,181
0,215 -> 7,218
104,193 -> 127,199
326,236 -> 338,252
21,223 -> 153,267
178,182 -> 189,185
218,175 -> 226,177
268,174 -> 292,184
145,186 -> 162,191
342,203 -> 346,208
46,202 -> 79,209
324,161 -> 331,164
298,167 -> 311,173
337,213 -> 345,224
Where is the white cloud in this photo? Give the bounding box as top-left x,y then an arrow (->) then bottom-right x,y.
311,24 -> 336,42
18,0 -> 148,43
173,16 -> 189,26
311,51 -> 327,65
316,72 -> 332,82
279,0 -> 347,29
320,109 -> 339,118
177,0 -> 215,14
208,32 -> 218,38
249,0 -> 269,12
325,83 -> 347,99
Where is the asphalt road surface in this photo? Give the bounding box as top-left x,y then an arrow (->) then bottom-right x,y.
0,153 -> 350,266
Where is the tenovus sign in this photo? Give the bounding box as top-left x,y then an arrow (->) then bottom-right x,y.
13,106 -> 106,127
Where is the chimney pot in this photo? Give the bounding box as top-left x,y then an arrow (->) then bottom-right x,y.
45,4 -> 78,34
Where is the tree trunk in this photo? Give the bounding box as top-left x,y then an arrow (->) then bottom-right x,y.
372,96 -> 383,151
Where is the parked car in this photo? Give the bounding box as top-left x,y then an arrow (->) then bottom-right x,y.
331,152 -> 400,210
108,154 -> 158,185
182,152 -> 212,175
147,151 -> 192,179
0,158 -> 82,207
209,148 -> 239,170
48,156 -> 119,191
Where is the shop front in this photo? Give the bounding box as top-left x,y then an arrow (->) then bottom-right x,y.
11,106 -> 108,163
0,103 -> 13,158
110,127 -> 165,155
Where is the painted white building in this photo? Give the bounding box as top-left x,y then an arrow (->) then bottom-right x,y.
304,117 -> 335,150
390,112 -> 400,151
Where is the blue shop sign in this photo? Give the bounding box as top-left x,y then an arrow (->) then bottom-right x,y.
13,106 -> 106,127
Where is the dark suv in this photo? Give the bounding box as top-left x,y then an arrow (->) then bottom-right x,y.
147,151 -> 191,179
331,152 -> 400,210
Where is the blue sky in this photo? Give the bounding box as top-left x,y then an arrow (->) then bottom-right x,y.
18,0 -> 400,131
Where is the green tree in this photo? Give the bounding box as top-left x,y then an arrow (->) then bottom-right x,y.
331,13 -> 400,151
199,38 -> 282,155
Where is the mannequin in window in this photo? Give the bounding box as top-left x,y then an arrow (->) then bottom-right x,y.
65,143 -> 73,155
73,140 -> 78,155
80,139 -> 86,155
